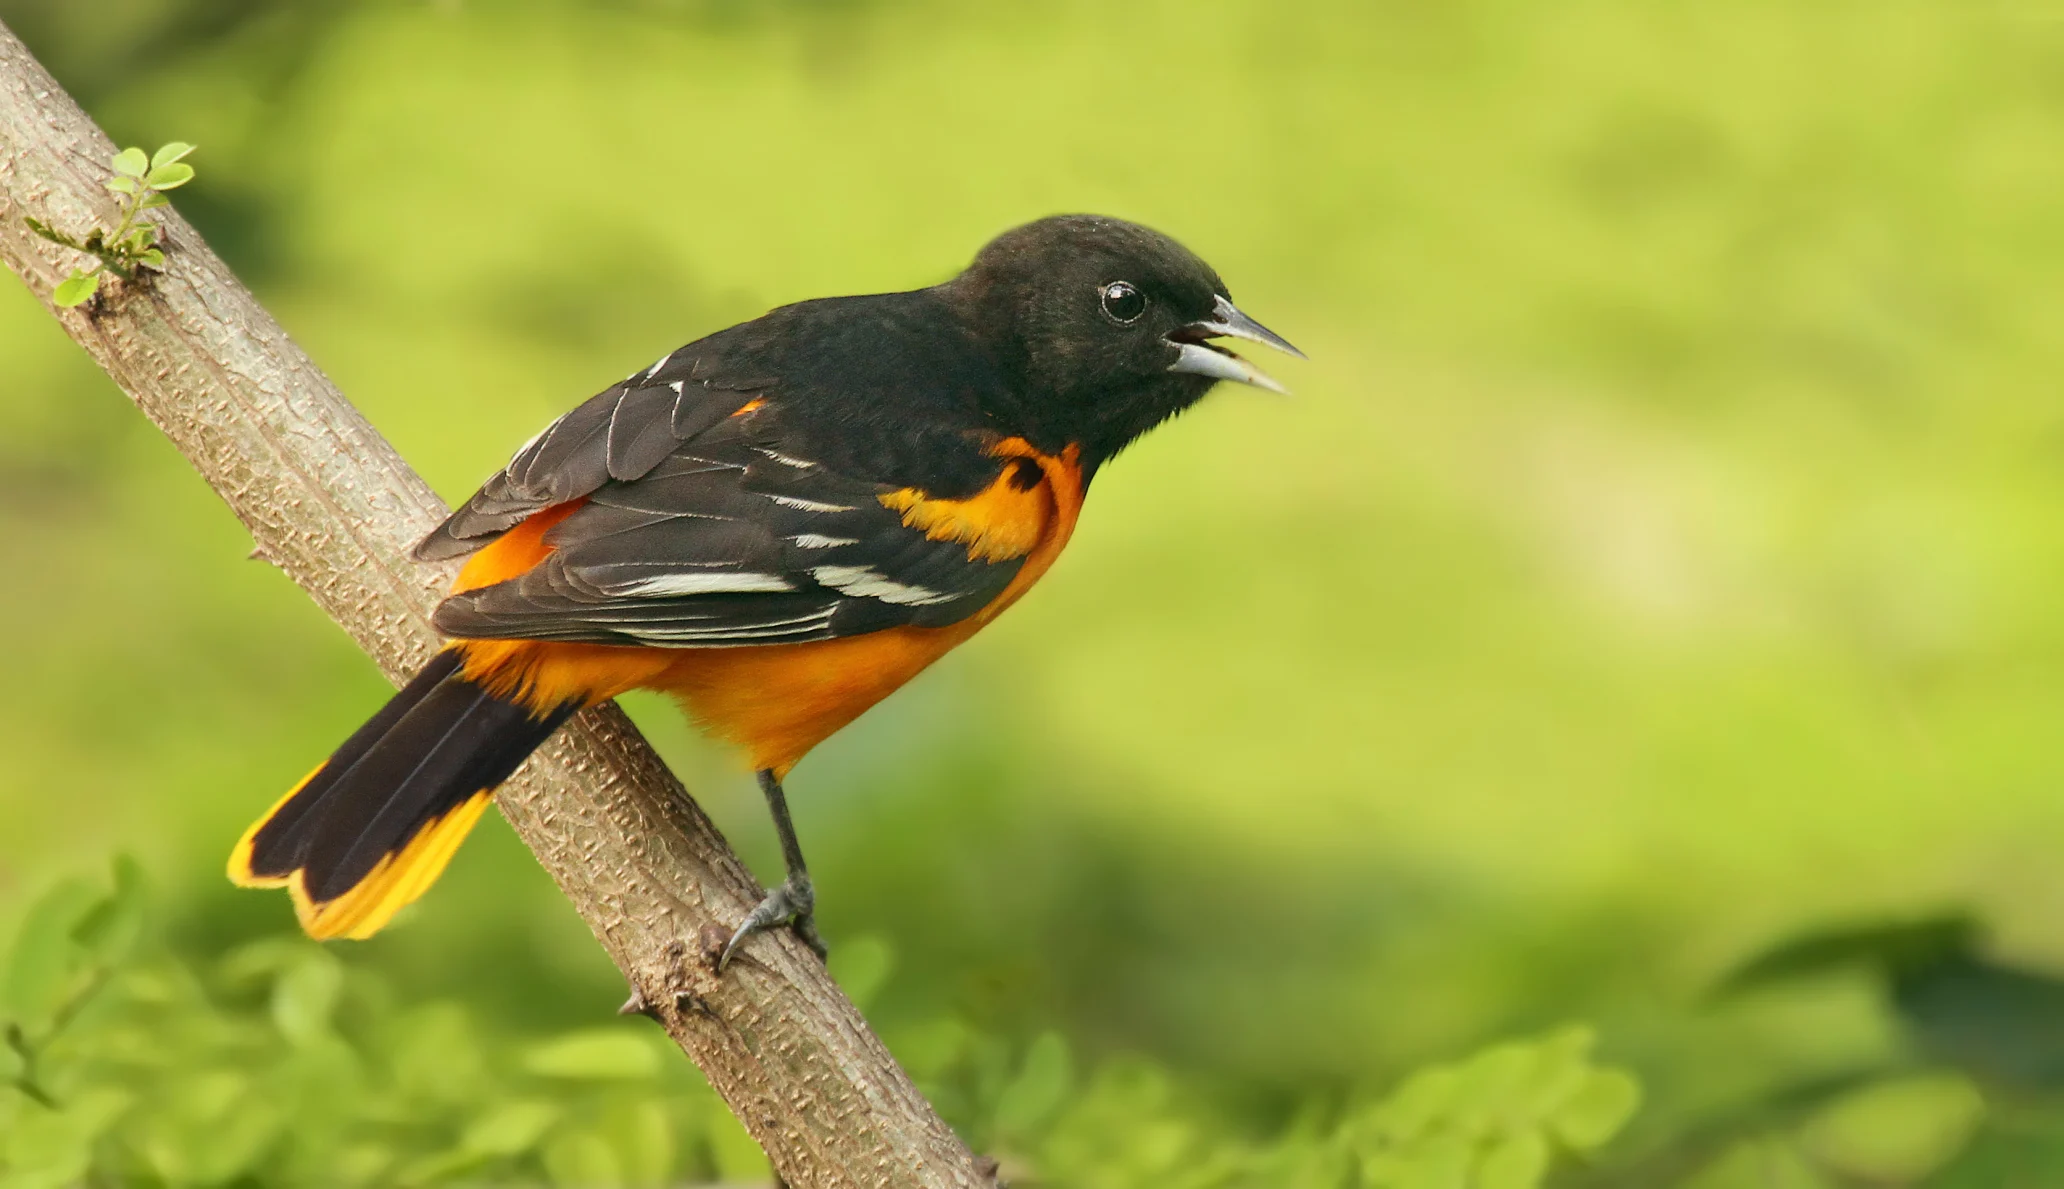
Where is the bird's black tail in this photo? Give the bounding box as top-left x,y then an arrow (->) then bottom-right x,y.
229,650 -> 579,939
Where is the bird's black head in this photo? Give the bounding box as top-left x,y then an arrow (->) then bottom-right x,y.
940,214 -> 1302,466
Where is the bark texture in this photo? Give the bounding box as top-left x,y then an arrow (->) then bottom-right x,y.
0,21 -> 988,1188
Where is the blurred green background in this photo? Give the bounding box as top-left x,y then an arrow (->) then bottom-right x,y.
6,0 -> 2064,1183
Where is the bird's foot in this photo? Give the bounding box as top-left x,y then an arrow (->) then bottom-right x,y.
718,872 -> 827,971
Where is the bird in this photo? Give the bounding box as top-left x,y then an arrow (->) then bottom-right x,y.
228,214 -> 1303,968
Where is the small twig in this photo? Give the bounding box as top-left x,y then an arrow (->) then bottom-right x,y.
22,140 -> 191,306
1,953 -> 124,1111
5,1023 -> 59,1110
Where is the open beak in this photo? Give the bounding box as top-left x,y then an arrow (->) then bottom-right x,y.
1167,295 -> 1307,394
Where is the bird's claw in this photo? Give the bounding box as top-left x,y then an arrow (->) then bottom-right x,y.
718,873 -> 827,971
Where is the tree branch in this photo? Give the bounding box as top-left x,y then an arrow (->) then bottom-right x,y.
0,21 -> 988,1188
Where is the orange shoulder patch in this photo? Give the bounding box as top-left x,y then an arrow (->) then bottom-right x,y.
880,449 -> 1057,564
451,498 -> 587,595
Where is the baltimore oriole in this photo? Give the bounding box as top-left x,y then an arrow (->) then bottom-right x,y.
230,215 -> 1302,967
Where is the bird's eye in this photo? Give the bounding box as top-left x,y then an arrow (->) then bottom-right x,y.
1099,281 -> 1147,325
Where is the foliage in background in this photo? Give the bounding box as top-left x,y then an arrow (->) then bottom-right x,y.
0,861 -> 763,1187
0,863 -> 1641,1188
15,861 -> 2064,1186
1636,917 -> 2064,1188
24,142 -> 195,307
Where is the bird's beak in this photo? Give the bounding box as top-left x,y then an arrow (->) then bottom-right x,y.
1167,295 -> 1307,395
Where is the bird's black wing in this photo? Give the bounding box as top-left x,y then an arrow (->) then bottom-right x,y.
418,289 -> 1021,562
415,346 -> 765,562
427,396 -> 1035,648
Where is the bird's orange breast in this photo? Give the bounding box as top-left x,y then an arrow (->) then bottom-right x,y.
444,439 -> 1084,777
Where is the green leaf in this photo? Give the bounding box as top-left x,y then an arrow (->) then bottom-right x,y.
139,1070 -> 284,1186
138,193 -> 170,210
138,248 -> 166,271
1549,1069 -> 1640,1150
219,935 -> 312,983
542,1128 -> 621,1187
461,1100 -> 558,1157
1368,1130 -> 1470,1189
23,217 -> 82,251
71,855 -> 144,965
1366,1066 -> 1462,1146
385,1003 -> 490,1105
1447,1026 -> 1597,1137
270,951 -> 343,1046
1798,1074 -> 1983,1184
332,1143 -> 396,1186
143,162 -> 194,190
1,1087 -> 129,1189
1477,1130 -> 1550,1189
1713,915 -> 1979,999
52,270 -> 101,308
111,147 -> 147,177
104,176 -> 136,194
150,142 -> 197,170
994,1031 -> 1073,1139
522,1028 -> 660,1079
3,877 -> 99,1023
1442,1041 -> 1535,1137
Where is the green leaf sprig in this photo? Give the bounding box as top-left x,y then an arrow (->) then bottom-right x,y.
24,141 -> 196,308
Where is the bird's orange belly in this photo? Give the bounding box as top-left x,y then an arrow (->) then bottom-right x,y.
457,618 -> 985,777
655,622 -> 977,777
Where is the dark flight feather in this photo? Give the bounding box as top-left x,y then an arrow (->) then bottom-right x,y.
245,660 -> 577,903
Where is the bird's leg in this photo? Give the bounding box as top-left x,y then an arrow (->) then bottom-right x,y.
719,769 -> 828,970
